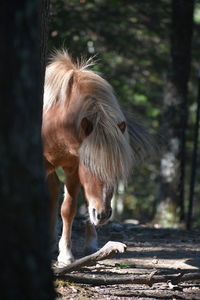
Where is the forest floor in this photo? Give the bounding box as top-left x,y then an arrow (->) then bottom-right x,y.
54,216 -> 200,300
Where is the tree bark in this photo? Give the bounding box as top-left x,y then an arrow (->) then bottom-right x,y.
0,1 -> 54,299
156,0 -> 194,226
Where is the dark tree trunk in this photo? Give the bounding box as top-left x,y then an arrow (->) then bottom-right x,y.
187,71 -> 200,230
40,0 -> 50,95
155,0 -> 194,226
0,1 -> 54,299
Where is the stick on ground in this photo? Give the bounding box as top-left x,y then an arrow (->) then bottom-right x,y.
54,241 -> 127,276
58,272 -> 200,286
53,241 -> 200,286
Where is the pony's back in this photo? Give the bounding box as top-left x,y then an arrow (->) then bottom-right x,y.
43,50 -> 120,112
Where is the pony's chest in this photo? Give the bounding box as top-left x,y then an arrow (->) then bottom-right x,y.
42,119 -> 80,166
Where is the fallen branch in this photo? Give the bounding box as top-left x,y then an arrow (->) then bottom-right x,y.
58,271 -> 200,286
53,241 -> 200,286
54,241 -> 127,276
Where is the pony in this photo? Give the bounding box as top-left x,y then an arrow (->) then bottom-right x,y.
42,50 -> 151,266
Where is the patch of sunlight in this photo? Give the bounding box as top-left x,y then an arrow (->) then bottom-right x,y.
154,198 -> 181,228
133,93 -> 147,104
116,55 -> 123,64
194,4 -> 200,24
161,152 -> 177,182
87,40 -> 95,54
129,17 -> 137,23
56,167 -> 66,183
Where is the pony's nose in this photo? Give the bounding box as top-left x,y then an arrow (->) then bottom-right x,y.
94,208 -> 112,224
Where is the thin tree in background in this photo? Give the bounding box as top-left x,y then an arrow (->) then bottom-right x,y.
155,0 -> 194,225
187,67 -> 200,230
0,1 -> 54,299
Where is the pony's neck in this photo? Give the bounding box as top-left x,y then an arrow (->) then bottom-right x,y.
42,103 -> 81,162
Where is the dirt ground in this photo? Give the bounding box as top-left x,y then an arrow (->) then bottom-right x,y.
55,216 -> 200,300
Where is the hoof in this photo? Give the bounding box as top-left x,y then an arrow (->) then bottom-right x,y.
56,259 -> 74,268
57,253 -> 75,266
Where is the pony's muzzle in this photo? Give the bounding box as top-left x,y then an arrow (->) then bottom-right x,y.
92,207 -> 112,225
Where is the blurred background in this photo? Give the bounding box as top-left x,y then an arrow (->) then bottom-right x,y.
48,0 -> 200,229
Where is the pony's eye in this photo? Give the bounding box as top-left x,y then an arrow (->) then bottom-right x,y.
118,121 -> 126,133
81,117 -> 93,136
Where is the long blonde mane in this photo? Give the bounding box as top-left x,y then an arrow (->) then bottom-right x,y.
44,50 -> 152,186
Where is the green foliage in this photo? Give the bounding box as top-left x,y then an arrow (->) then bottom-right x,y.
115,262 -> 135,269
48,0 -> 200,227
194,2 -> 200,24
56,167 -> 65,183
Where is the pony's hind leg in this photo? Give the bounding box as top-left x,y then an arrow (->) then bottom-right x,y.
47,171 -> 60,251
85,220 -> 98,255
57,170 -> 80,266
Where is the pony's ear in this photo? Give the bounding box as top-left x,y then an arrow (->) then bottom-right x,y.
81,117 -> 93,137
66,71 -> 74,100
118,121 -> 126,134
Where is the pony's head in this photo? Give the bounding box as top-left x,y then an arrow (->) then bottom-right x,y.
78,117 -> 127,225
79,161 -> 113,225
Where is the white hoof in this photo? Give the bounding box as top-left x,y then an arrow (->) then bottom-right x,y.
57,252 -> 74,266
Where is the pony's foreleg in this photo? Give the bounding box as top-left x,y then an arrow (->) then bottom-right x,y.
57,172 -> 79,266
47,171 -> 60,249
85,221 -> 98,255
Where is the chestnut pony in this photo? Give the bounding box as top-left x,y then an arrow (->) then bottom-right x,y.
42,50 -> 151,265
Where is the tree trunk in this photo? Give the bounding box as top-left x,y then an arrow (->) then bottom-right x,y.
40,0 -> 50,95
155,0 -> 194,226
187,70 -> 200,230
0,1 -> 54,299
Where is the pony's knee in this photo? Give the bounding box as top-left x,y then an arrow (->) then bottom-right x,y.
61,198 -> 76,221
61,185 -> 77,220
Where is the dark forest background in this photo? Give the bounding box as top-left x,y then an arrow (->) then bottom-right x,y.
48,0 -> 200,229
